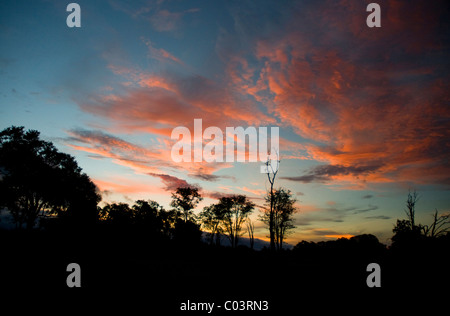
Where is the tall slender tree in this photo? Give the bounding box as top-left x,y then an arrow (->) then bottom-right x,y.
264,154 -> 280,251
260,188 -> 296,250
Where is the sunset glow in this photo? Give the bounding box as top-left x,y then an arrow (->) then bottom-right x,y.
1,0 -> 449,245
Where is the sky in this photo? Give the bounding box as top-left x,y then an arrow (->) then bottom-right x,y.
1,0 -> 449,245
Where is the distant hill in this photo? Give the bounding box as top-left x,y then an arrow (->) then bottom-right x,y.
201,232 -> 293,250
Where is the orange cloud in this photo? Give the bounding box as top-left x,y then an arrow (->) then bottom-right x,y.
66,129 -> 232,187
81,0 -> 449,190
236,186 -> 266,197
94,178 -> 162,195
228,0 -> 450,188
324,234 -> 355,239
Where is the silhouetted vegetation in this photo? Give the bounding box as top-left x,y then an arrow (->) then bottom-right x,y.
0,126 -> 100,230
264,156 -> 280,251
1,126 -> 449,304
260,188 -> 296,251
170,186 -> 202,223
391,190 -> 450,249
216,195 -> 254,247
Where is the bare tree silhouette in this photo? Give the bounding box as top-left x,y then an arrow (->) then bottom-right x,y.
393,189 -> 450,246
405,189 -> 419,229
422,209 -> 450,238
264,153 -> 280,251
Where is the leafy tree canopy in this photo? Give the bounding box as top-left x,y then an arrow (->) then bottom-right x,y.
0,126 -> 101,229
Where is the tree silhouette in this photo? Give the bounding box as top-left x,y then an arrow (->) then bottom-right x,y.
100,202 -> 133,226
132,200 -> 161,224
0,126 -> 100,229
170,187 -> 203,222
392,190 -> 424,247
264,154 -> 280,251
422,209 -> 450,238
246,217 -> 255,250
173,218 -> 202,245
260,188 -> 296,250
199,204 -> 225,246
392,190 -> 450,247
405,189 -> 419,229
217,195 -> 255,248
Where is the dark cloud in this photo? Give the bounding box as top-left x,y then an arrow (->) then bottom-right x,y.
281,174 -> 321,184
281,163 -> 383,183
101,189 -> 112,197
147,173 -> 199,192
365,215 -> 391,220
294,202 -> 379,226
311,229 -> 340,236
316,164 -> 382,176
294,212 -> 345,226
189,172 -> 237,182
305,228 -> 355,238
351,205 -> 378,214
87,154 -> 107,160
326,204 -> 379,215
204,191 -> 232,200
189,173 -> 222,182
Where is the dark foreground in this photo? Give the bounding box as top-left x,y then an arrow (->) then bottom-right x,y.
1,228 -> 449,313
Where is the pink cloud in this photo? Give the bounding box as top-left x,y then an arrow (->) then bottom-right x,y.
66,129 -> 231,187
236,186 -> 266,197
80,0 -> 449,190
148,172 -> 199,191
94,177 -> 164,196
228,0 -> 450,188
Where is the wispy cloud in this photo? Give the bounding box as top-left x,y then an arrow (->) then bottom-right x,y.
281,164 -> 383,183
294,203 -> 379,226
110,0 -> 200,32
149,8 -> 199,32
141,37 -> 184,65
221,0 -> 450,188
66,128 -> 229,184
148,172 -> 199,191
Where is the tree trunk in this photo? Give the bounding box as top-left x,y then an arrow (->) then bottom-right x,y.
269,182 -> 275,251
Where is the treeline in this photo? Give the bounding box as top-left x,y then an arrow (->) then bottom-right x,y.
1,126 -> 449,252
2,126 -> 450,294
0,126 -> 298,250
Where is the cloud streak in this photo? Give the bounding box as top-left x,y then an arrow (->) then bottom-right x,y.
148,172 -> 198,192
66,128 -> 229,186
281,163 -> 383,183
